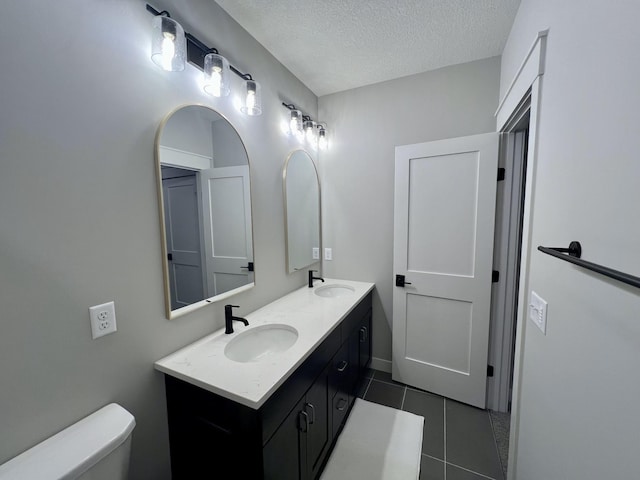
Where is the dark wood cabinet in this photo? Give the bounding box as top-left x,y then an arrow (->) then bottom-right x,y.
164,292 -> 372,479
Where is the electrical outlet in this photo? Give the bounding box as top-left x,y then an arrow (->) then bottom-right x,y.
529,291 -> 547,334
89,301 -> 117,339
324,248 -> 332,261
312,247 -> 320,260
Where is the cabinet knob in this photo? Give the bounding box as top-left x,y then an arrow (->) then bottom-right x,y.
337,360 -> 348,372
336,398 -> 348,412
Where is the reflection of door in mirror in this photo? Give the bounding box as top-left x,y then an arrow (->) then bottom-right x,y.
284,150 -> 321,273
162,167 -> 205,310
156,105 -> 255,319
200,165 -> 253,296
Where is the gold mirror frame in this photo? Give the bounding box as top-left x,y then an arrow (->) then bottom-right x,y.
155,104 -> 256,319
282,149 -> 322,274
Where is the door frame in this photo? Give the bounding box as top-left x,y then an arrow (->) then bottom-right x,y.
486,99 -> 530,413
494,29 -> 549,480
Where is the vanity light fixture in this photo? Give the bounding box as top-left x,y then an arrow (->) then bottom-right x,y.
289,109 -> 303,137
203,51 -> 230,97
146,4 -> 262,115
150,12 -> 186,71
241,79 -> 262,116
317,124 -> 328,150
303,119 -> 316,143
282,103 -> 328,149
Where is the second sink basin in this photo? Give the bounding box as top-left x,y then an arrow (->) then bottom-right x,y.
314,284 -> 355,298
225,324 -> 298,363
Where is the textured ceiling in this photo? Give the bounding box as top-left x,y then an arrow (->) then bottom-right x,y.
215,0 -> 521,96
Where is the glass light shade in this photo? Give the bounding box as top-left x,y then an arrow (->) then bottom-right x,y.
203,53 -> 231,97
304,120 -> 316,142
289,110 -> 303,136
151,16 -> 186,71
240,80 -> 262,116
318,126 -> 328,150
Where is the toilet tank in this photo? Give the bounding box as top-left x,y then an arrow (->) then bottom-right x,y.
0,403 -> 135,480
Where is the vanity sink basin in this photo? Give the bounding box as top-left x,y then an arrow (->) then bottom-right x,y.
314,284 -> 355,298
224,324 -> 298,363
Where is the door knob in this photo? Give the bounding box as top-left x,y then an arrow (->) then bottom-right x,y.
395,274 -> 412,287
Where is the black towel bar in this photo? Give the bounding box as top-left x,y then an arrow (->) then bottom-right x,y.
538,242 -> 640,289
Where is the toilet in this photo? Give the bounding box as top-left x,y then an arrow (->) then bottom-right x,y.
0,403 -> 135,479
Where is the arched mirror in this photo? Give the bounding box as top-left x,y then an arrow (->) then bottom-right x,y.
155,105 -> 255,319
283,150 -> 321,273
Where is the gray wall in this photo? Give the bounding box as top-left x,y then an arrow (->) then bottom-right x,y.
0,1 -> 316,478
318,57 -> 501,363
501,1 -> 640,478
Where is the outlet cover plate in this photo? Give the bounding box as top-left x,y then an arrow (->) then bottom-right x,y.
89,301 -> 117,339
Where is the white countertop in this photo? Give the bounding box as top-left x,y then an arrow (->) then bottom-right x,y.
154,279 -> 374,409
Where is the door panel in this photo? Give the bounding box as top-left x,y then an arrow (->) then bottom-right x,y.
407,152 -> 479,276
393,133 -> 498,408
200,165 -> 254,297
162,175 -> 205,309
405,294 -> 472,374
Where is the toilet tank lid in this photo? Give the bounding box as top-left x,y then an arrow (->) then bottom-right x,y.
0,403 -> 136,480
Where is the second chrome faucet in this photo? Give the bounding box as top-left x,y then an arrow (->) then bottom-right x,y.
225,304 -> 249,334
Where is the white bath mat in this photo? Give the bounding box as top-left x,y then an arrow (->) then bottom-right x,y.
320,398 -> 424,480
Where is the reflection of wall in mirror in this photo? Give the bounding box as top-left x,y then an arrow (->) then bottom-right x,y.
212,119 -> 247,168
162,107 -> 215,158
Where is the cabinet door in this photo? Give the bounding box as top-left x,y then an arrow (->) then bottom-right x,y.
263,397 -> 306,480
348,327 -> 360,399
359,311 -> 372,373
306,369 -> 330,480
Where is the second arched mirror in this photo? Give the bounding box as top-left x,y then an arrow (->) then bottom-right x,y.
283,150 -> 321,273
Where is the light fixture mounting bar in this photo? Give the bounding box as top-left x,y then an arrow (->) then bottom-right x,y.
146,3 -> 253,80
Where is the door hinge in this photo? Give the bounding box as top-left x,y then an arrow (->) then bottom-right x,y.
492,270 -> 500,283
487,365 -> 494,377
497,168 -> 506,181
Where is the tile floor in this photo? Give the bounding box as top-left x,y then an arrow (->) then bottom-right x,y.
357,369 -> 507,480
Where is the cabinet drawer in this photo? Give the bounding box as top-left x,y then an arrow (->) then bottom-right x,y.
328,341 -> 350,395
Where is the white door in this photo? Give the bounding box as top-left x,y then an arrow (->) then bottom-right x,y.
392,133 -> 498,408
200,165 -> 254,297
162,173 -> 205,309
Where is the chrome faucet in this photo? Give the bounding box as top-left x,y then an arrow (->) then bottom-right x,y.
308,270 -> 325,288
225,304 -> 249,334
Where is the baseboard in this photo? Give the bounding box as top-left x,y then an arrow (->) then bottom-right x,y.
370,357 -> 392,373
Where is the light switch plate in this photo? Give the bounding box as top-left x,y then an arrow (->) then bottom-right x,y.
324,248 -> 332,261
529,291 -> 547,334
312,247 -> 319,260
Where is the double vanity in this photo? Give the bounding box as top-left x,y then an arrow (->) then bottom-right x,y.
155,279 -> 374,479
152,103 -> 368,478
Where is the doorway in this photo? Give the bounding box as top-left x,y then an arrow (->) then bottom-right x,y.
487,94 -> 531,413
